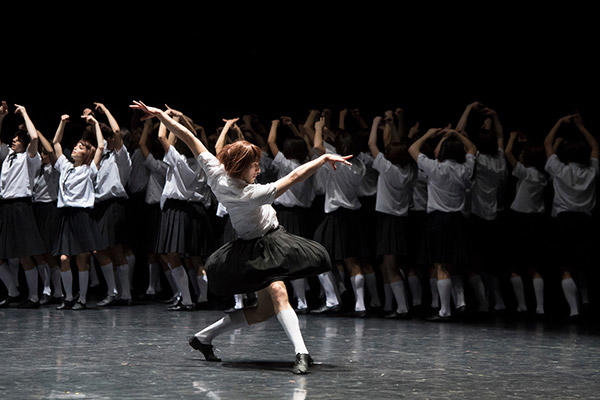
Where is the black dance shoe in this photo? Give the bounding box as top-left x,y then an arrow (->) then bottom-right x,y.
426,314 -> 452,322
115,298 -> 134,306
97,295 -> 116,307
16,299 -> 40,309
346,310 -> 367,318
294,307 -> 309,315
56,299 -> 76,310
49,296 -> 64,305
72,301 -> 87,310
162,294 -> 181,305
39,294 -> 52,305
168,303 -> 194,311
188,336 -> 221,361
310,304 -> 341,315
292,353 -> 311,375
0,295 -> 20,308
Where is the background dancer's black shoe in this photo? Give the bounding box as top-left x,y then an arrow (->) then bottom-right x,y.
292,353 -> 311,374
0,295 -> 20,308
188,336 -> 221,361
310,304 -> 341,315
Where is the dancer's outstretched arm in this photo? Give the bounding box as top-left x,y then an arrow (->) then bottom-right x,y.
267,119 -> 280,157
0,101 -> 8,144
505,131 -> 519,168
409,128 -> 441,161
573,114 -> 599,159
544,115 -> 574,158
139,119 -> 153,159
456,101 -> 481,134
368,116 -> 382,158
52,114 -> 70,158
216,118 -> 239,154
14,105 -> 39,158
81,114 -> 105,168
483,107 -> 504,149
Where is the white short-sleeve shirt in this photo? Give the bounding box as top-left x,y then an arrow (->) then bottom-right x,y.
197,151 -> 278,240
372,153 -> 416,216
128,148 -> 150,194
0,149 -> 42,199
510,162 -> 547,214
356,152 -> 378,197
545,154 -> 599,216
32,162 -> 59,203
320,153 -> 365,213
411,169 -> 428,212
55,154 -> 97,208
160,146 -> 211,209
271,152 -> 315,208
470,149 -> 507,220
417,153 -> 475,213
143,153 -> 167,205
95,143 -> 131,201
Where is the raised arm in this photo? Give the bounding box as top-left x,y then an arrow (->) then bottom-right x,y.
81,114 -> 105,168
14,104 -> 39,158
456,101 -> 481,133
394,108 -> 407,139
51,114 -> 70,158
484,107 -> 504,149
573,114 -> 599,159
455,131 -> 477,155
505,131 -> 519,167
383,111 -> 394,146
274,153 -> 353,198
313,116 -> 326,155
408,121 -> 420,140
139,118 -> 153,159
0,101 -> 8,143
267,119 -> 280,157
94,102 -> 120,134
339,108 -> 347,130
302,109 -> 319,143
408,128 -> 440,161
368,116 -> 382,158
215,118 -> 239,154
544,115 -> 572,158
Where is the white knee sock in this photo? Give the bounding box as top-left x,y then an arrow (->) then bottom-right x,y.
89,259 -> 99,287
291,279 -> 307,310
126,254 -> 136,287
364,272 -> 381,308
78,270 -> 89,304
0,262 -> 19,297
187,267 -> 201,298
510,276 -> 527,312
561,278 -> 579,316
318,272 -> 339,307
9,258 -> 19,286
468,274 -> 488,312
147,263 -> 160,295
195,310 -> 248,344
276,308 -> 309,355
24,268 -> 39,302
196,273 -> 208,303
450,275 -> 466,308
533,277 -> 544,314
407,275 -> 422,306
437,278 -> 452,317
234,294 -> 244,309
100,263 -> 117,297
172,265 -> 192,305
429,278 -> 439,308
350,274 -> 366,312
117,264 -> 132,300
37,264 -> 51,296
61,270 -> 74,301
491,276 -> 505,311
51,267 -> 64,298
383,283 -> 393,312
390,281 -> 408,314
336,265 -> 347,293
165,269 -> 180,297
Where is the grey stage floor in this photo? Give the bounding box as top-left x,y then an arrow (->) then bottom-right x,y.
1,304 -> 599,399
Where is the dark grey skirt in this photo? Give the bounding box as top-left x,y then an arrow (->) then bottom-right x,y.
206,226 -> 331,296
155,199 -> 215,257
92,197 -> 129,247
33,201 -> 60,254
53,206 -> 104,256
313,207 -> 366,261
426,211 -> 470,265
0,197 -> 47,258
145,202 -> 162,254
273,205 -> 312,238
376,212 -> 409,257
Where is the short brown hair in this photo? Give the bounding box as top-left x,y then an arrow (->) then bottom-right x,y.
217,140 -> 261,179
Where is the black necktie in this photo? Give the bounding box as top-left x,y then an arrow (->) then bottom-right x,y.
62,167 -> 75,194
101,150 -> 112,163
7,152 -> 17,167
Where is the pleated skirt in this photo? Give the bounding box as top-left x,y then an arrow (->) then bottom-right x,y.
375,212 -> 409,257
426,211 -> 470,265
92,197 -> 129,248
33,201 -> 60,254
313,207 -> 367,261
0,197 -> 47,258
53,206 -> 104,256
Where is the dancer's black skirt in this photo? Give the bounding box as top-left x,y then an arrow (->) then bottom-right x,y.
155,199 -> 215,257
126,191 -> 147,252
507,210 -> 548,273
274,204 -> 312,238
206,226 -> 331,296
313,207 -> 367,261
408,210 -> 429,266
0,197 -> 47,258
376,212 -> 409,257
33,201 -> 60,254
426,211 -> 470,265
221,215 -> 238,244
53,206 -> 104,256
92,197 -> 129,247
145,202 -> 162,254
552,211 -> 593,271
359,195 -> 377,259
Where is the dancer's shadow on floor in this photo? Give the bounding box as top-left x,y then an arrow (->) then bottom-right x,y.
189,358 -> 344,373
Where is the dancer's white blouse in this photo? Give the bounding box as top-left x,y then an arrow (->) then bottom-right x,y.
197,151 -> 279,240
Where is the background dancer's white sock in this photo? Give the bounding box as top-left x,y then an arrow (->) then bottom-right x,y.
172,266 -> 192,305
0,263 -> 19,297
234,294 -> 244,309
437,278 -> 452,317
8,258 -> 19,286
318,272 -> 339,307
117,264 -> 132,300
196,273 -> 208,303
78,270 -> 89,304
383,283 -> 393,312
51,267 -> 64,298
100,263 -> 117,297
561,278 -> 578,316
37,264 -> 51,296
195,310 -> 248,344
407,275 -> 422,307
187,267 -> 200,299
451,275 -> 466,309
390,281 -> 408,314
291,279 -> 307,310
61,270 -> 74,301
364,272 -> 381,308
533,277 -> 544,314
24,268 -> 39,302
468,274 -> 489,312
276,308 -> 309,355
126,254 -> 136,288
89,259 -> 99,287
350,274 -> 366,312
147,263 -> 160,295
510,276 -> 527,312
429,278 -> 439,308
491,276 -> 506,311
165,269 -> 180,297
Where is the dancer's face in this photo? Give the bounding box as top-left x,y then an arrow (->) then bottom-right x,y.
71,140 -> 94,165
240,160 -> 260,184
11,135 -> 26,153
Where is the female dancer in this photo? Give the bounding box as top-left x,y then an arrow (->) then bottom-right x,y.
130,101 -> 348,375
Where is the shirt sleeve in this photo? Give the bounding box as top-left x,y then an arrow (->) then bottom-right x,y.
544,154 -> 564,177
53,154 -> 70,174
372,152 -> 392,174
0,144 -> 8,162
271,151 -> 298,175
240,182 -> 278,206
26,153 -> 42,179
89,160 -> 98,180
144,153 -> 168,175
463,153 -> 476,182
512,162 -> 527,180
163,146 -> 181,167
417,153 -> 437,177
114,145 -> 132,185
197,151 -> 226,182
